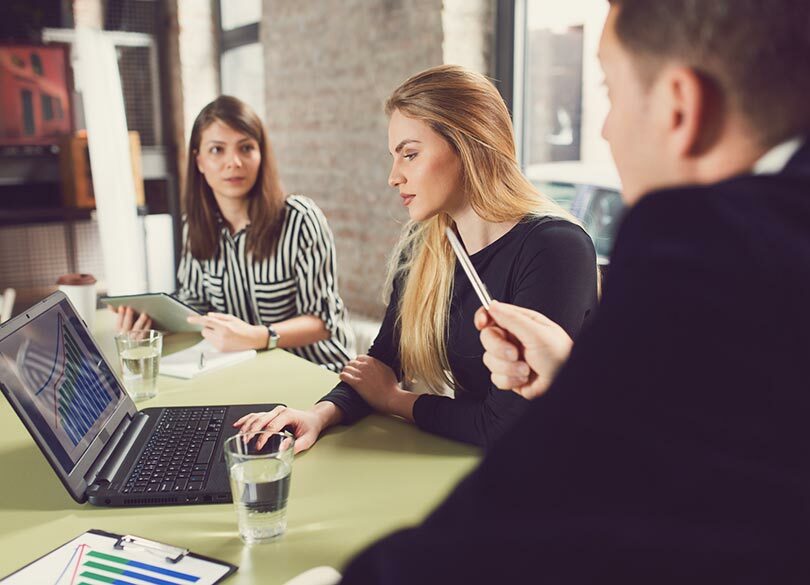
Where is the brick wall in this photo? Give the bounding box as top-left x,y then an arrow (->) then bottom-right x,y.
263,0 -> 493,319
442,0 -> 494,74
177,0 -> 219,146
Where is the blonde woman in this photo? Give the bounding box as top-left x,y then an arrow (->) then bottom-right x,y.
235,65 -> 598,451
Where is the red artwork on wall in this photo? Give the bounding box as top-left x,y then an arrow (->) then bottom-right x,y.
0,44 -> 72,146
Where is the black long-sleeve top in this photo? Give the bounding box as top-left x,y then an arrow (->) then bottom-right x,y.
319,216 -> 599,448
340,142 -> 810,584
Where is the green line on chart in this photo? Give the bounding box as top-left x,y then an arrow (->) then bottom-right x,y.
87,551 -> 133,565
84,560 -> 125,574
79,570 -> 136,585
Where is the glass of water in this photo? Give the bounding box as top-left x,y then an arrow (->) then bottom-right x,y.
224,431 -> 294,544
114,329 -> 163,401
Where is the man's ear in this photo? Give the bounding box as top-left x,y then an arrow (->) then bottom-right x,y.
659,66 -> 716,158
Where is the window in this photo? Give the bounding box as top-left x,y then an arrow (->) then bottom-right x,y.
513,0 -> 611,168
30,53 -> 43,76
21,90 -> 35,135
41,93 -> 54,121
507,1 -> 624,265
217,0 -> 264,119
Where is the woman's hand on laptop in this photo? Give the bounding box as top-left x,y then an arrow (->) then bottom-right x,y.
110,305 -> 153,332
475,301 -> 572,400
187,312 -> 268,352
233,402 -> 344,454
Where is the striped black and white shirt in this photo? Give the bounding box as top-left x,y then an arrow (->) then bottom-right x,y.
176,194 -> 355,372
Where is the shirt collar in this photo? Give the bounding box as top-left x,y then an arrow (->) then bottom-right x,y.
752,137 -> 804,175
215,212 -> 250,239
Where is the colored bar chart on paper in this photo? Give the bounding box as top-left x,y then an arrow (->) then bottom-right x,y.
0,531 -> 233,585
75,550 -> 200,585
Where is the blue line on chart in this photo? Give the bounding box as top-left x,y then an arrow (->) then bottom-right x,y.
52,544 -> 80,585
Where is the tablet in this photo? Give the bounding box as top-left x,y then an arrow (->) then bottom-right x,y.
101,293 -> 203,333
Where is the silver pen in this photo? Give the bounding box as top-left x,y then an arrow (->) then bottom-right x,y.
445,227 -> 493,309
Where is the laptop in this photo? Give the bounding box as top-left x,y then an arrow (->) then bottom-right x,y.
0,291 -> 281,507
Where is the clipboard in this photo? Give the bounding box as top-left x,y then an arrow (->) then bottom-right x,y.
0,529 -> 237,584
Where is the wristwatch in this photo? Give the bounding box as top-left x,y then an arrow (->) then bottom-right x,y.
266,325 -> 280,350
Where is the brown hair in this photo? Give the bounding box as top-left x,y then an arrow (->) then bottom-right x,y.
184,95 -> 286,261
384,65 -> 581,392
608,0 -> 810,146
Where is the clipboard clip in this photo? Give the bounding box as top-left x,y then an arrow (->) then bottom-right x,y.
114,535 -> 189,564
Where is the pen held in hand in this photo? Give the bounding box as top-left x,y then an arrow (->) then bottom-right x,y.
445,227 -> 493,309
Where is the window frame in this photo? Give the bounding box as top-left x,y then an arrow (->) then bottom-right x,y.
213,0 -> 261,94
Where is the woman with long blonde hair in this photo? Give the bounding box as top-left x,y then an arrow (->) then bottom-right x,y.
236,65 -> 598,451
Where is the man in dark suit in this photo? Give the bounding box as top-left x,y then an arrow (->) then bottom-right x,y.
339,0 -> 810,583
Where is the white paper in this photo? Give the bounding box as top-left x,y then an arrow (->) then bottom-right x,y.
74,27 -> 148,296
0,530 -> 232,585
160,340 -> 256,379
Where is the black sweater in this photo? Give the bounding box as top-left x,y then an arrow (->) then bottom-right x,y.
340,141 -> 810,583
319,216 -> 599,448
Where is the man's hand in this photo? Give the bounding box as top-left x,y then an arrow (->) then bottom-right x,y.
187,312 -> 268,351
475,301 -> 573,400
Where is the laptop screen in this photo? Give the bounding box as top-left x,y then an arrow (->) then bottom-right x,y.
0,299 -> 124,474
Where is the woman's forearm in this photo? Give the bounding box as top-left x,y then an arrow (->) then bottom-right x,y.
311,400 -> 344,429
387,389 -> 418,423
269,314 -> 331,349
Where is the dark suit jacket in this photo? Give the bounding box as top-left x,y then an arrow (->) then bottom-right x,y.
340,140 -> 810,584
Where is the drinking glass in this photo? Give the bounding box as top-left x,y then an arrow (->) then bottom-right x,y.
114,329 -> 163,401
224,431 -> 294,544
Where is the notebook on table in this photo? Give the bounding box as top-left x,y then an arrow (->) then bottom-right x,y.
0,291 -> 280,507
161,340 -> 256,379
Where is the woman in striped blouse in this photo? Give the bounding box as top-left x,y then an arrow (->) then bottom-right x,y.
116,96 -> 354,372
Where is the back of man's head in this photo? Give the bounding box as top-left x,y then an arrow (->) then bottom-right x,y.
608,0 -> 810,147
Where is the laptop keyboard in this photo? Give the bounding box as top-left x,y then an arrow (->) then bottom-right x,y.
122,406 -> 227,495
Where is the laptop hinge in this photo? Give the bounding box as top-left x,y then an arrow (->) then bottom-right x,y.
84,411 -> 149,486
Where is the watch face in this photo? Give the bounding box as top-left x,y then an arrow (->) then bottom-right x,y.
267,327 -> 279,350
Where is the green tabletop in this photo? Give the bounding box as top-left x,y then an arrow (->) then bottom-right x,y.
0,311 -> 480,583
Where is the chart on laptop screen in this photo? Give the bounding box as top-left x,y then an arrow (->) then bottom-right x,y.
0,301 -> 122,471
26,311 -> 113,446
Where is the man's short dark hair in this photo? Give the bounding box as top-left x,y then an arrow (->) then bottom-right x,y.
608,0 -> 810,146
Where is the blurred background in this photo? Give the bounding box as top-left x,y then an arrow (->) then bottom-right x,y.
0,0 -> 622,332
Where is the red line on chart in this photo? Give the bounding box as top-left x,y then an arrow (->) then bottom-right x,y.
68,543 -> 88,585
52,544 -> 80,585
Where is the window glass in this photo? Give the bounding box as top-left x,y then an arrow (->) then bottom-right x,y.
220,0 -> 261,31
519,0 -> 612,167
517,2 -> 625,264
220,43 -> 265,120
532,180 -> 578,211
41,94 -> 54,121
